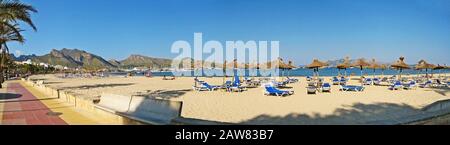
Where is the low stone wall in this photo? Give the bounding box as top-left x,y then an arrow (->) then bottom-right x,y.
22,79 -> 144,125
22,79 -> 226,125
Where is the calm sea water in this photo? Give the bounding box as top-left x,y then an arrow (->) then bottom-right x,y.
109,68 -> 449,77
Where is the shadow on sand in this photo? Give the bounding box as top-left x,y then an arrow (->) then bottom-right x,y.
0,93 -> 22,100
135,89 -> 191,99
432,87 -> 450,96
44,81 -> 63,85
238,102 -> 423,125
60,83 -> 135,90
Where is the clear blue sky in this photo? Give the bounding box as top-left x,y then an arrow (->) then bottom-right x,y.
9,0 -> 450,65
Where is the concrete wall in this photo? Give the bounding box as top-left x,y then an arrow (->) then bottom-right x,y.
22,79 -> 224,125
23,79 -> 143,125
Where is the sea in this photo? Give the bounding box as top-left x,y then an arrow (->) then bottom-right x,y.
108,68 -> 450,77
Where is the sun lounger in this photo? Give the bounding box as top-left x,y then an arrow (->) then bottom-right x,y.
363,78 -> 373,85
322,83 -> 331,92
332,77 -> 340,85
272,80 -> 288,88
163,76 -> 176,80
194,77 -> 204,83
436,79 -> 448,87
193,82 -> 221,91
340,85 -> 364,92
264,85 -> 294,96
373,78 -> 381,85
244,77 -> 252,82
403,81 -> 416,90
307,86 -> 317,94
243,77 -> 260,87
419,80 -> 432,88
286,77 -> 299,83
226,80 -> 247,92
306,76 -> 312,81
246,81 -> 261,88
339,77 -> 347,85
307,81 -> 316,87
388,81 -> 403,90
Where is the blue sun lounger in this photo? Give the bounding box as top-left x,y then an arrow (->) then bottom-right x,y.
264,85 -> 294,96
332,77 -> 340,85
403,81 -> 416,90
226,79 -> 247,92
373,78 -> 381,85
363,78 -> 373,85
306,76 -> 312,81
340,77 -> 347,85
389,81 -> 403,90
322,83 -> 331,92
286,77 -> 299,83
340,85 -> 364,92
194,82 -> 221,91
419,80 -> 432,88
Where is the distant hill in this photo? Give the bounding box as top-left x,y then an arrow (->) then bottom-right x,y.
10,48 -> 175,70
108,59 -> 121,67
326,58 -> 390,67
10,54 -> 37,61
118,54 -> 172,69
31,48 -> 115,69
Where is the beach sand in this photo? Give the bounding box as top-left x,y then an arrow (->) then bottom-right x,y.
28,74 -> 450,124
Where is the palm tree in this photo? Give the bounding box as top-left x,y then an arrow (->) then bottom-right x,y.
0,0 -> 37,88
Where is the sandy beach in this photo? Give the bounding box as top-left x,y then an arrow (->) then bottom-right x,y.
28,74 -> 450,124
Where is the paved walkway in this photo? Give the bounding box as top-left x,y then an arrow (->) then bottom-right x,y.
1,81 -> 105,125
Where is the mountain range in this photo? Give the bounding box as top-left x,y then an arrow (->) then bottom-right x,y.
10,48 -> 172,70
11,48 -> 406,70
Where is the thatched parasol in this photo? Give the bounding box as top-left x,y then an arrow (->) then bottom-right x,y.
352,58 -> 370,85
337,57 -> 351,76
380,64 -> 388,77
273,58 -> 291,78
415,60 -> 435,79
247,63 -> 260,70
307,59 -> 328,79
352,58 -> 370,75
245,62 -> 260,78
368,59 -> 381,79
433,64 -> 445,70
391,57 -> 410,80
433,64 -> 446,78
286,60 -> 297,77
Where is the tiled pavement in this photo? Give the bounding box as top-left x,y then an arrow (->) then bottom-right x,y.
1,81 -> 106,125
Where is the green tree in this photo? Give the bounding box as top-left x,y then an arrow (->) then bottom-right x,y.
0,0 -> 37,88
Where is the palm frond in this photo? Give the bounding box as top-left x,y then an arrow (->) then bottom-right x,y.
0,0 -> 38,31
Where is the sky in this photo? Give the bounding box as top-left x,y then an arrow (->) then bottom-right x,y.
8,0 -> 450,65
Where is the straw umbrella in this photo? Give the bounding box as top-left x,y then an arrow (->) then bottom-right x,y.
277,58 -> 291,77
368,59 -> 381,79
391,57 -> 410,80
380,64 -> 387,78
306,59 -> 328,80
337,57 -> 351,77
415,60 -> 435,80
352,58 -> 370,85
287,60 -> 297,77
246,62 -> 260,79
433,64 -> 445,78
